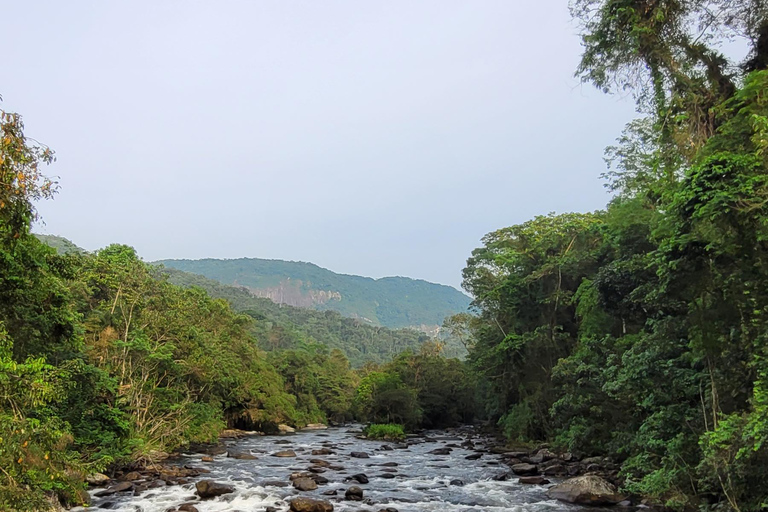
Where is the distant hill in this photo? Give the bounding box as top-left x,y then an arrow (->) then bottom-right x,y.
34,234 -> 85,254
156,258 -> 471,330
159,267 -> 467,366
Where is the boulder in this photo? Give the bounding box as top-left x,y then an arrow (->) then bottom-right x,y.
178,504 -> 200,512
510,463 -> 539,476
345,486 -> 364,501
121,471 -> 142,481
195,480 -> 235,499
293,477 -> 318,491
273,450 -> 297,457
93,481 -> 133,497
428,448 -> 452,456
450,479 -> 464,486
290,497 -> 334,512
378,473 -> 395,479
201,456 -> 214,462
547,475 -> 625,505
529,449 -> 557,464
465,453 -> 482,460
350,451 -> 369,458
519,476 -> 550,485
86,473 -> 110,486
312,448 -> 335,456
279,424 -> 296,434
351,473 -> 369,484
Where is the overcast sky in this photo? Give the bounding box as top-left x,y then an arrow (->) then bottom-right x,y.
3,1 -> 637,290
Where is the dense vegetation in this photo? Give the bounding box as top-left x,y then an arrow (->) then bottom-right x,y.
460,2 -> 768,510
159,266 -> 468,365
157,257 -> 471,329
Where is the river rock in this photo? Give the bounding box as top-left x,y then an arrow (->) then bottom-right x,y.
350,473 -> 369,484
273,450 -> 297,457
428,447 -> 452,456
94,481 -> 134,497
450,479 -> 464,486
547,475 -> 625,505
228,450 -> 257,460
312,448 -> 335,455
465,453 -> 482,460
350,451 -> 369,458
378,473 -> 395,479
121,471 -> 142,481
310,459 -> 331,467
293,477 -> 319,491
345,486 -> 364,501
311,475 -> 330,485
303,423 -> 328,430
86,473 -> 110,486
519,476 -> 550,485
201,456 -> 214,462
290,497 -> 334,512
510,463 -> 539,476
543,464 -> 566,476
178,504 -> 200,512
279,424 -> 296,434
195,480 -> 235,499
529,449 -> 556,464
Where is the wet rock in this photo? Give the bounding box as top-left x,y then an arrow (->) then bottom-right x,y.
121,471 -> 142,481
350,451 -> 369,459
178,504 -> 200,512
263,480 -> 291,487
279,424 -> 296,434
450,479 -> 464,486
266,507 -> 278,512
377,508 -> 398,512
529,449 -> 556,464
289,497 -> 334,512
428,448 -> 451,456
228,450 -> 257,460
392,444 -> 408,450
311,475 -> 329,485
273,450 -> 297,457
560,452 -> 577,462
345,486 -> 364,501
377,473 -> 395,479
519,476 -> 550,485
543,464 -> 566,476
94,482 -> 133,497
380,468 -> 397,473
86,473 -> 110,486
547,475 -> 625,505
290,472 -> 313,481
380,445 -> 393,451
275,439 -> 293,445
465,453 -> 482,460
322,490 -> 338,496
195,480 -> 235,499
492,472 -> 511,481
201,456 -> 214,462
380,462 -> 398,467
510,463 -> 539,476
312,448 -> 335,455
303,423 -> 328,430
310,459 -> 331,467
293,477 -> 319,491
350,473 -> 369,484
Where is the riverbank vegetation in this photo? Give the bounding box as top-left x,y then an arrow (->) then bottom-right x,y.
458,2 -> 768,510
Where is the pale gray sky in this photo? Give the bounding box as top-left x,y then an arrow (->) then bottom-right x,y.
3,1 -> 636,289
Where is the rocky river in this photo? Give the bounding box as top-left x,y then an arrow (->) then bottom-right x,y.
80,425 -> 606,512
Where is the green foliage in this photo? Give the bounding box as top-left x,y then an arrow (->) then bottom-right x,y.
161,267 -> 466,366
157,257 -> 471,330
363,423 -> 405,441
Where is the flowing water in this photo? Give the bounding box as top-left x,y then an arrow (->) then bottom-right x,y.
82,426 -> 583,512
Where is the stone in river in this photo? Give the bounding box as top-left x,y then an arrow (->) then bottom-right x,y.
273,450 -> 297,457
178,504 -> 200,512
519,476 -> 551,485
86,473 -> 110,486
450,479 -> 464,486
345,486 -> 364,501
428,447 -> 452,456
510,463 -> 539,475
290,497 -> 334,512
378,473 -> 395,479
94,482 -> 133,497
350,451 -> 369,458
465,453 -> 482,460
312,448 -> 334,455
293,477 -> 318,491
350,473 -> 369,484
195,480 -> 235,499
547,476 -> 625,505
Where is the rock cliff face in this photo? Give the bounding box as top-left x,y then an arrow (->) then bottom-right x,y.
244,280 -> 342,309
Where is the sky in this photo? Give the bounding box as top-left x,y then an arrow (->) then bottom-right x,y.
2,1 -> 638,290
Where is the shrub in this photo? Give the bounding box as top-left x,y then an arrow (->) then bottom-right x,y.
363,423 -> 405,441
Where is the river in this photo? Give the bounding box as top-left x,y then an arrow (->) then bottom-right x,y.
83,425 -> 585,512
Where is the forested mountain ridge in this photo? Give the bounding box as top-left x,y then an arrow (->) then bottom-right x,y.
158,266 -> 468,366
156,257 -> 471,330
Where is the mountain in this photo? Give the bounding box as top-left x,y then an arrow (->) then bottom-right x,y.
156,257 -> 471,330
34,234 -> 85,254
159,267 -> 468,366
